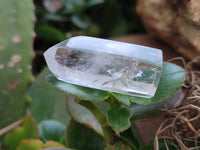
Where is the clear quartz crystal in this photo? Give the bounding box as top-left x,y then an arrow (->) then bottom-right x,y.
44,36 -> 163,98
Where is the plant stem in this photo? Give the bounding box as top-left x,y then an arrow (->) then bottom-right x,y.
0,119 -> 23,136
75,99 -> 115,145
102,125 -> 116,145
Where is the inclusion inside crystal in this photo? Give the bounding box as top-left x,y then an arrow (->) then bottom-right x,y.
44,36 -> 163,98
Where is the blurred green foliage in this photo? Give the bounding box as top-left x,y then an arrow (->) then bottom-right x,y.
33,0 -> 145,73
34,0 -> 144,47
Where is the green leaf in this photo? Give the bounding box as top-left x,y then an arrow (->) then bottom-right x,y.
120,123 -> 143,150
35,26 -> 66,42
71,14 -> 90,29
111,93 -> 130,105
66,95 -> 103,135
85,24 -> 100,36
17,139 -> 65,150
64,0 -> 85,13
130,123 -> 143,149
90,0 -> 127,37
17,139 -> 43,150
64,0 -> 103,13
65,119 -> 106,150
108,16 -> 126,37
43,140 -> 65,148
46,13 -> 66,22
4,115 -> 39,150
84,0 -> 104,8
39,120 -> 66,142
106,99 -> 131,132
120,125 -> 142,150
129,62 -> 185,105
44,62 -> 185,107
106,107 -> 131,132
128,90 -> 183,121
44,74 -> 109,102
29,68 -> 70,124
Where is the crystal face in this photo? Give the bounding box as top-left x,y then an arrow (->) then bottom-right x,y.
44,36 -> 163,98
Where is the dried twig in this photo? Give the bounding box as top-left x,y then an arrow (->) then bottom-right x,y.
0,119 -> 23,136
155,57 -> 200,150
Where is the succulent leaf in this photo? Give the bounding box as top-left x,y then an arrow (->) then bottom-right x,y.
44,74 -> 109,102
66,95 -> 103,135
29,68 -> 70,124
39,120 -> 66,142
44,62 -> 185,106
17,139 -> 65,150
4,115 -> 39,150
0,0 -> 34,128
65,119 -> 106,150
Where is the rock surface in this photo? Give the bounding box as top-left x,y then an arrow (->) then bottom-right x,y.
137,0 -> 200,60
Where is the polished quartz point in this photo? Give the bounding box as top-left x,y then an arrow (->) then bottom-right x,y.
44,36 -> 163,98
